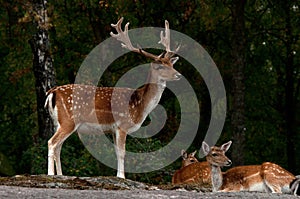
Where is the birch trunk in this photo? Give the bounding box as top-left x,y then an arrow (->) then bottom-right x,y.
29,0 -> 56,140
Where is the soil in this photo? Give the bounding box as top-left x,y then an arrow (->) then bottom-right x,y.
0,175 -> 299,198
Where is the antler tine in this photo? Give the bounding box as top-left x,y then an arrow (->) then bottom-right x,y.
110,17 -> 159,60
159,20 -> 171,52
110,17 -> 123,35
110,17 -> 139,53
159,20 -> 180,57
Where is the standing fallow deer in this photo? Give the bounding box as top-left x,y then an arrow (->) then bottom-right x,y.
44,17 -> 181,178
201,141 -> 298,194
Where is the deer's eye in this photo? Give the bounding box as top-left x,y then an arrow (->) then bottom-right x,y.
190,159 -> 195,162
154,65 -> 165,70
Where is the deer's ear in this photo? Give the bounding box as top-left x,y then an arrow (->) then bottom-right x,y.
181,150 -> 188,159
221,141 -> 232,152
191,150 -> 197,157
170,57 -> 179,65
202,142 -> 210,156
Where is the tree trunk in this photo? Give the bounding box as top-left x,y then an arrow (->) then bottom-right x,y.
283,1 -> 296,173
29,0 -> 56,140
229,0 -> 247,166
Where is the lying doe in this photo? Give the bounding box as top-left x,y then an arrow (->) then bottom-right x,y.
202,141 -> 297,194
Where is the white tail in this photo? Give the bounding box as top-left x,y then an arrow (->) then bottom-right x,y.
45,17 -> 181,178
202,141 -> 296,194
172,150 -> 211,185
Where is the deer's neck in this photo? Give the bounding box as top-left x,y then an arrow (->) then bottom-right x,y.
210,165 -> 223,192
139,82 -> 165,113
127,71 -> 166,127
139,69 -> 166,111
143,66 -> 166,107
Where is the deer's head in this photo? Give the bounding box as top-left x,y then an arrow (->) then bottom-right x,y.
202,141 -> 232,167
110,18 -> 181,83
181,149 -> 198,167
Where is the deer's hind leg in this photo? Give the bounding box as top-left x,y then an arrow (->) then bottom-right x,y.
48,125 -> 76,175
260,162 -> 293,193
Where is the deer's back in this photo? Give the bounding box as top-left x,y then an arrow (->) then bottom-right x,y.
172,161 -> 211,185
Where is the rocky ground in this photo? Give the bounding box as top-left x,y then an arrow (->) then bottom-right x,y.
0,175 -> 299,198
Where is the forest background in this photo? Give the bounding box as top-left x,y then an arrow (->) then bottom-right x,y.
0,0 -> 299,184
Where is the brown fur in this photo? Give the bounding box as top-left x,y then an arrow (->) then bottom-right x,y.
172,161 -> 211,185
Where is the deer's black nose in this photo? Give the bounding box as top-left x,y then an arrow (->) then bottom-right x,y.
226,159 -> 232,166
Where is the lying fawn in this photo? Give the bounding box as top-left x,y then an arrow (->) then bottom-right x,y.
172,150 -> 211,185
180,150 -> 198,167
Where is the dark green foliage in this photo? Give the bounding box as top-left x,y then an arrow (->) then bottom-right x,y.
0,152 -> 15,176
0,0 -> 299,183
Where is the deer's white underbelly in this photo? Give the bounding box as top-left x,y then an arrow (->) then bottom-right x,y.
76,121 -> 142,135
77,122 -> 118,134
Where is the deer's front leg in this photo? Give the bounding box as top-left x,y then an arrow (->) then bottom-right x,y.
54,143 -> 63,175
113,128 -> 127,179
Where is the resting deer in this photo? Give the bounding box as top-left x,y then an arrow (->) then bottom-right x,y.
172,150 -> 211,185
44,17 -> 181,178
202,141 -> 298,194
180,150 -> 198,167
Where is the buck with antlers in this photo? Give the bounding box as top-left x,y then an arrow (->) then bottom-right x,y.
200,141 -> 298,194
172,150 -> 211,185
44,17 -> 181,178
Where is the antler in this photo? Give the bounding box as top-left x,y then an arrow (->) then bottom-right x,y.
110,17 -> 179,61
110,17 -> 139,53
159,20 -> 180,58
159,20 -> 171,52
110,17 -> 158,60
